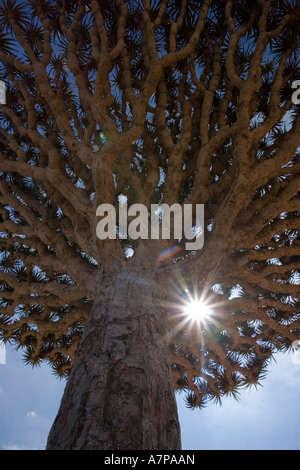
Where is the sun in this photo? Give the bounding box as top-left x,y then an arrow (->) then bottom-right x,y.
183,299 -> 212,323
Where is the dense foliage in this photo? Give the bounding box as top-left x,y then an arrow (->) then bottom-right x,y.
0,0 -> 299,408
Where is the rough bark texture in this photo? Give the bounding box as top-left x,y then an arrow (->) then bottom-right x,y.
46,270 -> 181,450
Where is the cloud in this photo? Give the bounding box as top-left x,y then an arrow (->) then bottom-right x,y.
1,443 -> 32,450
178,352 -> 300,450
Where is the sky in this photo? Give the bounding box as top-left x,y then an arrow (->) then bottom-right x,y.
0,342 -> 299,451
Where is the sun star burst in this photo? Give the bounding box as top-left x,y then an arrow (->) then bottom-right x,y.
183,299 -> 212,323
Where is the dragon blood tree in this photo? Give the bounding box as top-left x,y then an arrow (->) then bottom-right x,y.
0,0 -> 299,450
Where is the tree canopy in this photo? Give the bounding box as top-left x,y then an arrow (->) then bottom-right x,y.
0,0 -> 299,408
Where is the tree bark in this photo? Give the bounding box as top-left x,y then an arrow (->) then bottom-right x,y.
46,269 -> 181,450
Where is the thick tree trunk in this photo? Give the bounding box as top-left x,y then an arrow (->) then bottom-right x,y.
46,269 -> 181,450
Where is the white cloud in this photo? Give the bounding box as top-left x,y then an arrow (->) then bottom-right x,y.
1,443 -> 30,450
26,411 -> 38,418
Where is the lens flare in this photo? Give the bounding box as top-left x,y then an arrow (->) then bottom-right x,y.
99,132 -> 107,144
156,245 -> 183,263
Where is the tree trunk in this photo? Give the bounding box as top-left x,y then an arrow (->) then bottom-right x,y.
46,269 -> 181,450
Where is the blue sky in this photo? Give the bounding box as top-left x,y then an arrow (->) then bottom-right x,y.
0,343 -> 299,450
